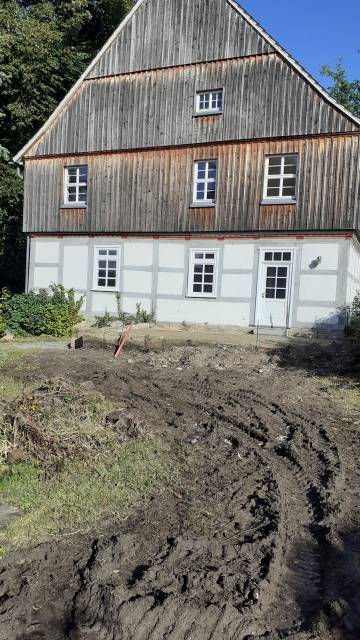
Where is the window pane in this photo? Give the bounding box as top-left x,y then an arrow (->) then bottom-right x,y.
204,275 -> 214,283
67,193 -> 76,202
194,265 -> 203,273
197,170 -> 206,179
79,166 -> 88,179
98,260 -> 106,267
268,165 -> 281,176
204,285 -> 213,293
283,187 -> 296,196
278,267 -> 287,277
109,250 -> 117,256
283,178 -> 296,188
67,167 -> 77,176
282,252 -> 291,261
108,261 -> 117,268
197,188 -> 205,200
276,289 -> 286,299
267,267 -> 276,276
268,156 -> 281,166
68,174 -> 77,184
195,253 -> 204,260
98,269 -> 106,277
274,252 -> 282,261
268,179 -> 281,188
98,279 -> 106,287
266,289 -> 275,298
194,274 -> 202,283
193,284 -> 202,293
99,250 -> 107,256
197,162 -> 206,171
266,278 -> 276,288
265,252 -> 273,261
78,193 -> 87,202
205,253 -> 215,259
208,161 -> 217,171
277,278 -> 287,289
107,279 -> 116,288
205,265 -> 214,273
267,188 -> 280,197
108,270 -> 116,279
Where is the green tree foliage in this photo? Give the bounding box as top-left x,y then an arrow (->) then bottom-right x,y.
321,59 -> 360,118
0,0 -> 132,290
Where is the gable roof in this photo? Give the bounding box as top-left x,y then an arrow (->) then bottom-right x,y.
14,0 -> 360,163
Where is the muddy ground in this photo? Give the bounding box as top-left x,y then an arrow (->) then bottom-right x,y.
0,340 -> 360,640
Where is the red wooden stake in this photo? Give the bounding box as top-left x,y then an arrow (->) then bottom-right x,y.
114,323 -> 135,358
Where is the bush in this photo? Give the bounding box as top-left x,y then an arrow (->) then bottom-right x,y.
2,284 -> 84,337
347,292 -> 360,344
0,290 -> 7,338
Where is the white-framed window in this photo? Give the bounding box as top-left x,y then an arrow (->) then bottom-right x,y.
196,89 -> 224,114
187,249 -> 218,298
263,155 -> 298,201
64,165 -> 88,205
93,247 -> 120,290
193,160 -> 217,204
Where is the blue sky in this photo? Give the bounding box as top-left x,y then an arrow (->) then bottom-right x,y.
238,0 -> 360,87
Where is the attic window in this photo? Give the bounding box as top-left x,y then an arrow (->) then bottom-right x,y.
195,90 -> 223,115
263,155 -> 298,203
64,165 -> 88,206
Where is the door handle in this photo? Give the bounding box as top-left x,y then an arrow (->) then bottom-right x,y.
262,293 -> 265,298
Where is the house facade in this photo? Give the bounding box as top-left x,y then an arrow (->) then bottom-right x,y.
15,0 -> 360,329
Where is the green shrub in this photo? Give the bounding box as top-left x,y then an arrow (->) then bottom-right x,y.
3,284 -> 84,337
93,310 -> 117,328
347,292 -> 360,344
0,289 -> 10,338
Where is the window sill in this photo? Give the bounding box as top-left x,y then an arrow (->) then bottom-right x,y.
91,288 -> 119,293
186,295 -> 217,300
60,203 -> 87,209
261,198 -> 297,205
193,110 -> 223,117
190,202 -> 216,209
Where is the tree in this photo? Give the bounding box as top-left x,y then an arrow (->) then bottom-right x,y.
0,0 -> 132,290
321,59 -> 360,118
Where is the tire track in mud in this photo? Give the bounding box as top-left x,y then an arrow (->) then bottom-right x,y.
0,367 -> 348,640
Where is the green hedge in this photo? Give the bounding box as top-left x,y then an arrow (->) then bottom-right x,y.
1,284 -> 84,337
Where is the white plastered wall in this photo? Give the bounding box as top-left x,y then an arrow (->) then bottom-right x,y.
28,235 -> 352,329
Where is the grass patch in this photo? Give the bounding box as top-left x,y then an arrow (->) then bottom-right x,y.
0,377 -> 175,551
318,376 -> 360,409
0,438 -> 171,549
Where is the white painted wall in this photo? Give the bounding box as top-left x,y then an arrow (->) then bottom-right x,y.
63,245 -> 88,290
33,266 -> 59,289
223,243 -> 254,270
298,274 -> 337,303
28,235 -> 353,329
221,273 -> 252,298
158,243 -> 185,269
157,272 -> 184,296
124,242 -> 153,267
301,244 -> 339,271
34,241 -> 60,264
157,299 -> 251,325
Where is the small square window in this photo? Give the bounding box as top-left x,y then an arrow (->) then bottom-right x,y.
196,90 -> 224,114
263,155 -> 298,201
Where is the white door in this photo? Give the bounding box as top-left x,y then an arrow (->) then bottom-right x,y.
256,249 -> 294,328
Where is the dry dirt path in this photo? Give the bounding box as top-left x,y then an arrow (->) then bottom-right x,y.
0,344 -> 359,640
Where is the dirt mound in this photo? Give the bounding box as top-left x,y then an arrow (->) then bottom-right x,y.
0,348 -> 359,639
0,379 -> 146,465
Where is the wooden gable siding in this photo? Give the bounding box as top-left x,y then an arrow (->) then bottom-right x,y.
24,135 -> 360,234
27,55 -> 356,158
86,0 -> 274,79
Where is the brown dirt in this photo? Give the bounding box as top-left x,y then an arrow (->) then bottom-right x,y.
0,342 -> 360,640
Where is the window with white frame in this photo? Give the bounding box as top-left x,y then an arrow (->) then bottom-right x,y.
196,89 -> 223,114
263,155 -> 298,201
94,248 -> 119,290
193,160 -> 217,204
188,250 -> 218,297
64,165 -> 88,205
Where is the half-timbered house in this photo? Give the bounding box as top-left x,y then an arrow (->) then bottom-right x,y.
14,0 -> 360,330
